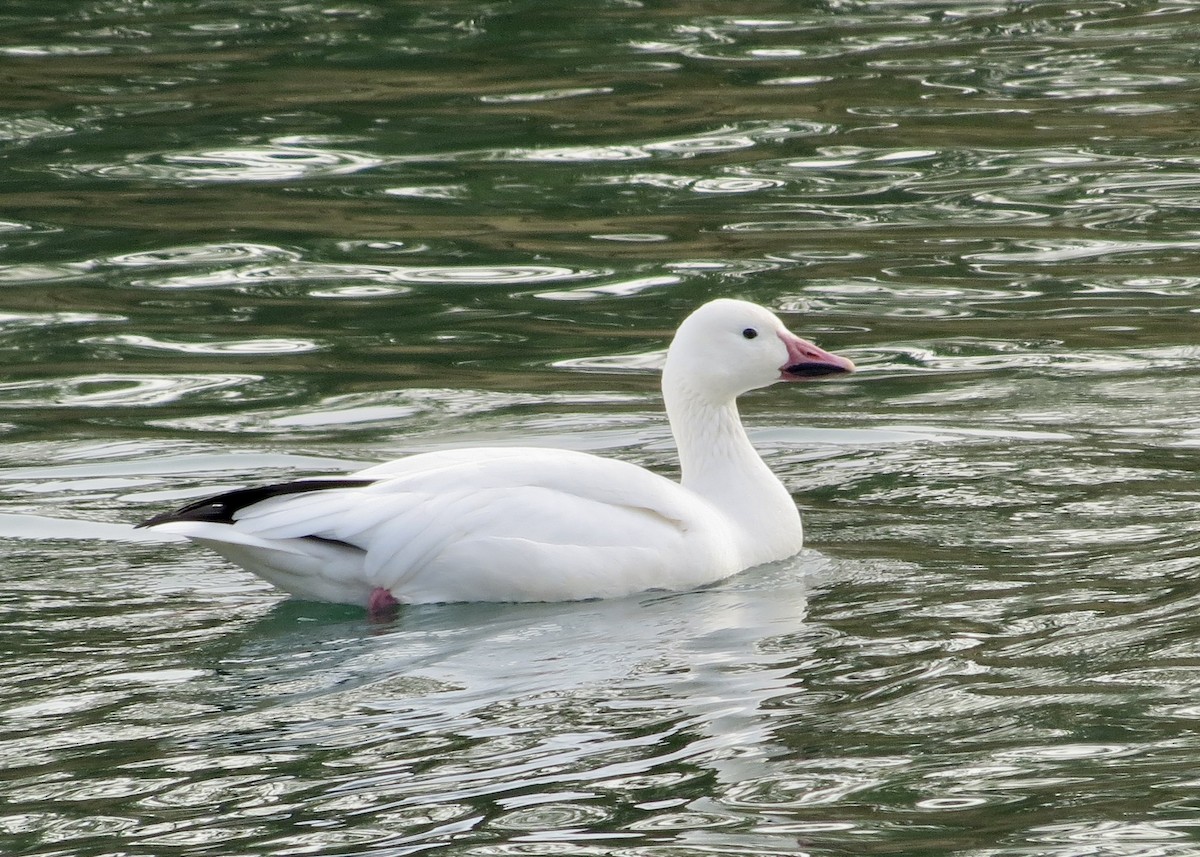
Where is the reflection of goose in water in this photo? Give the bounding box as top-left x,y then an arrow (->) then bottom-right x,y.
224,561 -> 828,818
139,300 -> 854,611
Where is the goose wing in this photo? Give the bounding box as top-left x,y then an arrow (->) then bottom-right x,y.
145,447 -> 737,603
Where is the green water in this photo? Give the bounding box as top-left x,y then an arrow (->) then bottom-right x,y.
3,1 -> 1200,855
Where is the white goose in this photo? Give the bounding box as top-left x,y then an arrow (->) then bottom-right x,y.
140,299 -> 854,610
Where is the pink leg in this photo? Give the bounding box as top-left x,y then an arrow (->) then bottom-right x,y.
368,587 -> 399,618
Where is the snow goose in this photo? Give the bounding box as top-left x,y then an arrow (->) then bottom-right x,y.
139,299 -> 854,610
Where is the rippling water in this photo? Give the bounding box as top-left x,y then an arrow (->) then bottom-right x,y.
4,1 -> 1200,855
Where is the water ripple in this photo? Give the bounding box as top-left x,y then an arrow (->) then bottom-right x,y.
0,116 -> 78,144
105,243 -> 299,268
479,87 -> 614,104
0,264 -> 93,285
486,143 -> 652,163
1025,820 -> 1200,852
1003,70 -> 1188,99
0,374 -> 266,408
471,121 -> 833,164
785,279 -> 1044,320
0,312 -> 126,334
760,74 -> 834,86
382,184 -> 468,200
132,262 -> 410,291
553,350 -> 666,376
1,44 -> 117,58
850,341 -> 1200,378
64,143 -> 384,183
82,335 -> 321,356
134,262 -> 602,292
536,274 -> 681,301
594,172 -> 787,194
722,211 -> 878,231
692,176 -> 785,193
389,265 -> 603,286
965,238 -> 1200,266
145,388 -> 643,435
491,801 -> 613,831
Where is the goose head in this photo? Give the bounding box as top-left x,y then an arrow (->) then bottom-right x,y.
663,298 -> 855,405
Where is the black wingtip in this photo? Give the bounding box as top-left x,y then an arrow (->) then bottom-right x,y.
137,478 -> 378,528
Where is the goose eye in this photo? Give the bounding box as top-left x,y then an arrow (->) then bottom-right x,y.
742,327 -> 758,340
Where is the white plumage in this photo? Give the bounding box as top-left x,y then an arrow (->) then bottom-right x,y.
140,299 -> 854,609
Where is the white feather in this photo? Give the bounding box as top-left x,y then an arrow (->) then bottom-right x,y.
141,299 -> 854,606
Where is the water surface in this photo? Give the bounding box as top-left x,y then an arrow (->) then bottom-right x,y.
3,1 -> 1200,855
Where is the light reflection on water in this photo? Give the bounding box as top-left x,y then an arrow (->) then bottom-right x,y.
3,0 -> 1200,855
65,143 -> 386,183
0,373 -> 268,408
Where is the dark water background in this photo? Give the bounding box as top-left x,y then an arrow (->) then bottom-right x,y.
3,1 -> 1200,855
